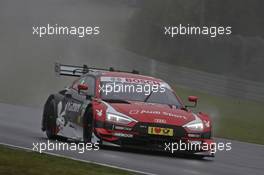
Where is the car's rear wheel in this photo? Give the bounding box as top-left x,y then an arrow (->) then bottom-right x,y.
45,100 -> 58,139
83,107 -> 93,143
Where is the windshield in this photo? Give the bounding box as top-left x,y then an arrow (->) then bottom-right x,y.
100,81 -> 183,108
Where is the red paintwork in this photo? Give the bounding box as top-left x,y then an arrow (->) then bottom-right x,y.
188,96 -> 198,102
89,72 -> 213,153
78,84 -> 88,91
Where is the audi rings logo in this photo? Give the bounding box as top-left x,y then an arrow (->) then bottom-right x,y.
154,118 -> 167,124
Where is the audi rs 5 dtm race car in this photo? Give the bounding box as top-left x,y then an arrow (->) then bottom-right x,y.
41,63 -> 215,157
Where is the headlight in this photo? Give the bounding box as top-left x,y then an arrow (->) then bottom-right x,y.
106,113 -> 136,125
184,121 -> 204,132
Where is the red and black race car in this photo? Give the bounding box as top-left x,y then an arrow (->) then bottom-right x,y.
41,63 -> 214,157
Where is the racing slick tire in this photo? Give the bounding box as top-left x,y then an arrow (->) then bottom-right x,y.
44,99 -> 58,140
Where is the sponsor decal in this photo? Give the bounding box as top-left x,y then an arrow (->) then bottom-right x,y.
66,102 -> 81,112
128,109 -> 187,120
162,112 -> 187,120
148,127 -> 173,136
203,120 -> 210,127
141,110 -> 160,115
125,78 -> 161,85
139,125 -> 147,129
101,76 -> 161,85
96,109 -> 103,117
113,132 -> 133,138
114,126 -> 132,131
57,101 -> 67,130
129,110 -> 139,115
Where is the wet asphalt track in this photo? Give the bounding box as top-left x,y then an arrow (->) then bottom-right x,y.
0,103 -> 263,175
0,1 -> 264,174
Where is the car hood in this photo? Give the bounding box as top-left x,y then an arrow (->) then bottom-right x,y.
109,101 -> 195,126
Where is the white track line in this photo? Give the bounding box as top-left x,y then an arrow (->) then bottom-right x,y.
0,142 -> 157,175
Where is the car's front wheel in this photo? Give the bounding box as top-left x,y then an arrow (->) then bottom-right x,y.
83,107 -> 94,143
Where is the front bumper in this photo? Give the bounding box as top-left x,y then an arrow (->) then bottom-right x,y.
95,122 -> 214,156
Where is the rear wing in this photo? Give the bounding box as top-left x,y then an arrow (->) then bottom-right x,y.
55,63 -> 139,77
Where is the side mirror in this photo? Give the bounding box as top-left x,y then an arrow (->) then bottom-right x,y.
77,84 -> 88,93
188,96 -> 198,103
186,96 -> 198,108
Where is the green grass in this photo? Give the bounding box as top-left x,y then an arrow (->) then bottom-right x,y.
0,146 -> 133,175
175,86 -> 264,144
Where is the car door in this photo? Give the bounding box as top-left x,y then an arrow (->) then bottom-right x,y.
65,75 -> 96,140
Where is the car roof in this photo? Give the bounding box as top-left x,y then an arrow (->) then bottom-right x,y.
82,71 -> 172,90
